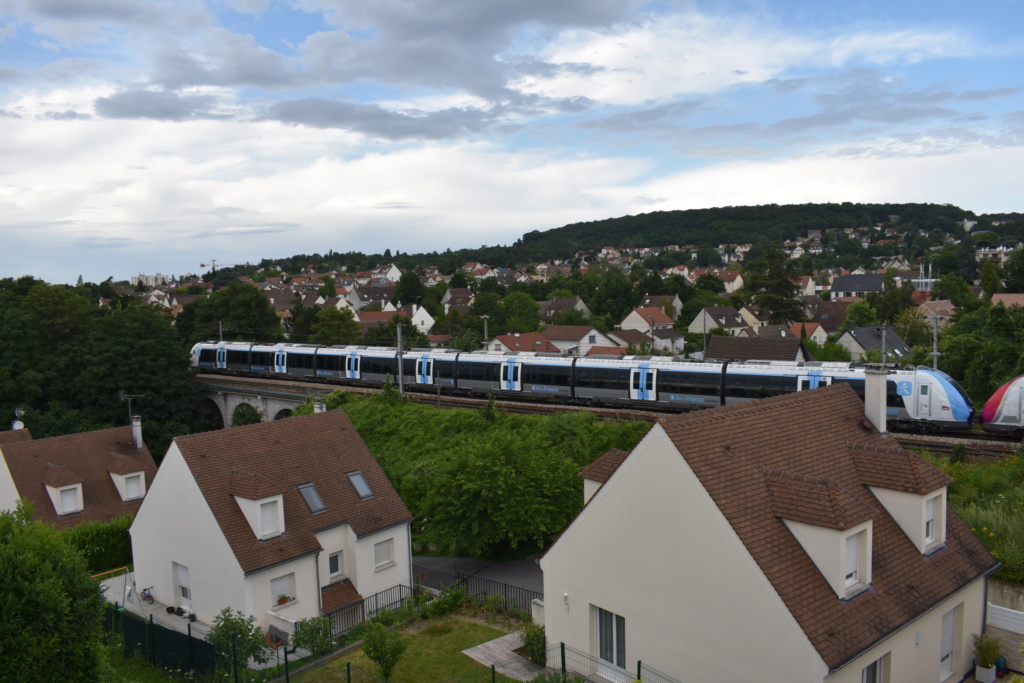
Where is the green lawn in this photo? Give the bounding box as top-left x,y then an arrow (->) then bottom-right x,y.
296,617 -> 517,683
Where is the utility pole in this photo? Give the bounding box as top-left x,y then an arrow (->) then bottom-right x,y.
396,323 -> 405,397
927,313 -> 943,369
647,315 -> 655,354
881,325 -> 887,366
481,315 -> 490,349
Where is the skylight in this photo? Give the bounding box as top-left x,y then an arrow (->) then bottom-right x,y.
297,483 -> 326,513
347,471 -> 374,499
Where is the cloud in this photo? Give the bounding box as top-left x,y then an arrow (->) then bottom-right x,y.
151,30 -> 299,89
264,98 -> 495,139
94,89 -> 219,120
956,86 -> 1024,102
44,109 -> 90,119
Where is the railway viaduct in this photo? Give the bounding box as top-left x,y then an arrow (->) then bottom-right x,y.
193,374 -> 336,427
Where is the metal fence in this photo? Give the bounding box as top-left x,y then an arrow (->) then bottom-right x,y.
483,642 -> 685,683
324,584 -> 416,638
103,603 -> 218,677
414,563 -> 542,614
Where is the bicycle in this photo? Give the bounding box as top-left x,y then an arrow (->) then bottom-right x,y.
139,586 -> 155,604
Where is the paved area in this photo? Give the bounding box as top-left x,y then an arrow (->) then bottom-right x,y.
462,630 -> 544,680
413,555 -> 544,594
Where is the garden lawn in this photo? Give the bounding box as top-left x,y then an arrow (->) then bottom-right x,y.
296,617 -> 516,683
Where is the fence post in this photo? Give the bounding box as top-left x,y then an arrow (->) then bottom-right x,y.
492,663 -> 496,683
560,642 -> 566,674
188,622 -> 195,675
149,614 -> 156,666
284,647 -> 290,683
346,661 -> 351,683
637,660 -> 642,680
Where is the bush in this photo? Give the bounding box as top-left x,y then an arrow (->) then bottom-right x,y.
973,632 -> 1002,668
206,608 -> 270,673
62,515 -> 133,572
522,621 -> 546,667
362,622 -> 406,681
292,616 -> 334,656
420,585 -> 469,620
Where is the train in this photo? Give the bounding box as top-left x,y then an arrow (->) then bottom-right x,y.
191,341 -> 983,433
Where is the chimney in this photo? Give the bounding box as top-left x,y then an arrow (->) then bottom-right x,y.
863,366 -> 887,435
131,415 -> 144,451
313,400 -> 326,414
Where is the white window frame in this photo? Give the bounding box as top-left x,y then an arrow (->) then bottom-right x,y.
939,607 -> 957,680
594,606 -> 627,678
329,551 -> 344,578
271,573 -> 295,606
861,653 -> 889,683
925,496 -> 936,544
260,500 -> 280,539
59,485 -> 82,515
374,539 -> 394,569
125,474 -> 143,500
845,533 -> 860,587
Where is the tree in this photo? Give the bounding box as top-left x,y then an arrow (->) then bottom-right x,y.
980,260 -> 1003,297
958,231 -> 978,282
392,270 -> 424,309
362,622 -> 406,681
362,315 -> 428,348
805,339 -> 852,362
502,292 -> 541,333
865,270 -> 914,323
192,282 -> 282,342
206,607 -> 271,674
742,243 -> 803,324
839,300 -> 881,333
932,274 -> 981,314
0,501 -> 106,681
317,275 -> 337,298
309,307 -> 361,346
292,616 -> 334,656
1003,248 -> 1024,292
694,273 -> 725,295
893,306 -> 931,348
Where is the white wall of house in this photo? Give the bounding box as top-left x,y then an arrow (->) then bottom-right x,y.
130,444 -> 245,626
350,523 -> 412,599
0,454 -> 20,512
246,554 -> 321,629
315,524 -> 355,589
541,425 -> 828,683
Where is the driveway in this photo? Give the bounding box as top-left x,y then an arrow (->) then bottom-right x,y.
412,555 -> 544,595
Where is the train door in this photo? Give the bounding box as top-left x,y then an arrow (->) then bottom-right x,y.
630,365 -> 657,401
346,352 -> 360,380
501,359 -> 521,392
416,355 -> 433,385
275,350 -> 287,374
798,373 -> 831,391
217,347 -> 226,369
917,382 -> 932,417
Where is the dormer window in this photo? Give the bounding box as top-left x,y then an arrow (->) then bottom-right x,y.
842,528 -> 871,596
261,501 -> 279,537
59,485 -> 83,515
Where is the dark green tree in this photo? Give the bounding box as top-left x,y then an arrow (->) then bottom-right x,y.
980,260 -> 1002,297
362,622 -> 406,681
0,501 -> 106,682
839,300 -> 881,332
392,270 -> 424,309
206,607 -> 271,674
362,315 -> 428,348
958,231 -> 978,282
1003,249 -> 1024,292
192,282 -> 282,342
317,275 -> 337,298
309,308 -> 361,346
742,243 -> 803,324
694,273 -> 725,295
502,292 -> 541,333
866,270 -> 915,322
932,274 -> 982,314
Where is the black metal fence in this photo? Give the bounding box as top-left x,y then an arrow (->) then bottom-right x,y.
103,603 -> 218,677
414,563 -> 542,614
324,584 -> 416,638
484,642 -> 685,683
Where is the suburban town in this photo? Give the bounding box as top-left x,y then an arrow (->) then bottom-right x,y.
3,204 -> 1024,682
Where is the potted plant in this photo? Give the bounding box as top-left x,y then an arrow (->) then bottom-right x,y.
973,632 -> 1001,683
277,594 -> 290,606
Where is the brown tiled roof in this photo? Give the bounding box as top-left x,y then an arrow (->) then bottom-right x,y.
320,580 -> 364,614
631,307 -> 674,326
0,429 -> 32,446
229,469 -> 285,499
494,333 -> 559,352
764,470 -> 876,531
586,346 -> 626,356
172,410 -> 412,575
705,336 -> 809,362
540,325 -> 594,341
658,384 -> 997,670
579,448 -> 630,484
851,446 -> 952,495
0,426 -> 157,529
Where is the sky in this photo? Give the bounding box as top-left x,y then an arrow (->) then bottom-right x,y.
1,0 -> 1023,285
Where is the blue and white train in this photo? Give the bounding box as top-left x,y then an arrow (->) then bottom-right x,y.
190,341 -> 975,432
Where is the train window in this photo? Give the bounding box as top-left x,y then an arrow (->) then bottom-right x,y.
362,356 -> 398,376
226,350 -> 249,364
288,353 -> 314,370
457,362 -> 500,382
658,370 -> 720,396
198,349 -> 216,363
250,351 -> 273,367
319,355 -> 342,372
402,358 -> 417,376
886,382 -> 904,408
726,374 -> 791,399
575,367 -> 630,391
435,360 -> 456,379
522,365 -> 571,387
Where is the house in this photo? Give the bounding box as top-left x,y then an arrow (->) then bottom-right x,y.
539,298 -> 592,325
830,274 -> 885,299
790,321 -> 830,344
837,326 -> 913,362
704,335 -> 811,362
130,410 -> 413,634
917,301 -> 956,329
619,307 -> 674,333
688,306 -> 748,336
0,420 -> 157,529
638,294 -> 684,320
541,325 -> 619,357
540,383 -> 997,683
739,305 -> 773,329
490,332 -> 560,353
990,293 -> 1024,309
810,301 -> 853,335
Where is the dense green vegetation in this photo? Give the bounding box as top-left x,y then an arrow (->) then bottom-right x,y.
927,453 -> 1024,583
297,390 -> 650,557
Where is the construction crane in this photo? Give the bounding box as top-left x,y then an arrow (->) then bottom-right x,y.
200,260 -> 250,272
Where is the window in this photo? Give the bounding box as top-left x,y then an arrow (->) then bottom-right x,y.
125,474 -> 142,500
271,573 -> 295,605
261,500 -> 279,537
589,335 -> 596,344
595,607 -> 626,672
925,497 -> 936,544
60,486 -> 81,514
374,539 -> 394,568
861,654 -> 888,683
297,483 -> 326,513
329,551 -> 343,578
845,533 -> 860,588
347,472 -> 374,499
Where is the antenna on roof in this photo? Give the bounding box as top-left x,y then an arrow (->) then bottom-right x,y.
12,407 -> 24,430
118,390 -> 144,425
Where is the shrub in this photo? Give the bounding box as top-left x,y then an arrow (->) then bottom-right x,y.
62,515 -> 133,572
973,632 -> 1002,668
292,616 -> 334,656
362,622 -> 406,681
206,608 -> 270,673
522,621 -> 547,667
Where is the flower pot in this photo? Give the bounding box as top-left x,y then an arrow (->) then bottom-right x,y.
975,664 -> 996,683
166,606 -> 176,614
188,614 -> 197,622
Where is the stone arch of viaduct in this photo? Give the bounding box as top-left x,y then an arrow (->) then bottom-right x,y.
194,377 -> 322,427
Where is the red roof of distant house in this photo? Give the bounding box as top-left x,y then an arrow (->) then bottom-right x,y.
586,346 -> 626,356
493,332 -> 559,352
631,307 -> 674,326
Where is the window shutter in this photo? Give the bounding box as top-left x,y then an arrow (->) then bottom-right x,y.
126,475 -> 141,499
374,539 -> 392,566
845,534 -> 859,584
940,609 -> 955,669
261,501 -> 278,535
61,488 -> 77,513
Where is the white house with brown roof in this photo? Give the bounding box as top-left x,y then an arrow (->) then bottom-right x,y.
540,325 -> 619,357
0,421 -> 157,529
130,410 -> 412,635
688,306 -> 748,336
540,383 -> 997,683
490,332 -> 560,353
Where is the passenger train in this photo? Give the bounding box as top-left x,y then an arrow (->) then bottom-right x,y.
191,341 -> 978,433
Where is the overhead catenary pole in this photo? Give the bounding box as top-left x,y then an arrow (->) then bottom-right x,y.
397,323 -> 405,397
927,313 -> 943,369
